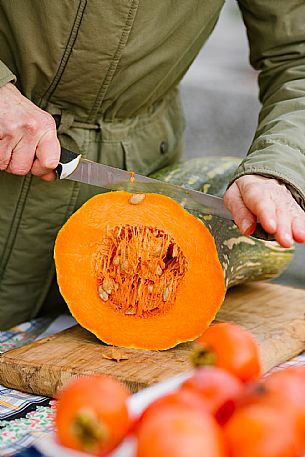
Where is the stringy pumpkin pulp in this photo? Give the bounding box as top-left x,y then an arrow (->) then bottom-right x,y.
95,225 -> 187,317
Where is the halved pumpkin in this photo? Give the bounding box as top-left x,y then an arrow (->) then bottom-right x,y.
54,157 -> 293,350
54,191 -> 225,350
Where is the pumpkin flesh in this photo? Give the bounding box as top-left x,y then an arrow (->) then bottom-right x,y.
55,191 -> 225,350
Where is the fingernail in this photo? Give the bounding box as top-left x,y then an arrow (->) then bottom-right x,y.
241,220 -> 254,235
268,219 -> 276,232
299,230 -> 305,238
283,233 -> 293,245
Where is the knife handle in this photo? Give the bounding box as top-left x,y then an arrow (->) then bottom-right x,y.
56,148 -> 82,179
250,223 -> 275,242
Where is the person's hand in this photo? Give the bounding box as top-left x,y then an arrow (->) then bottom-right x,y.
224,175 -> 305,248
0,82 -> 60,181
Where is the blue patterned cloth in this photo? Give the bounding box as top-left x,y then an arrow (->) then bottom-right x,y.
0,386 -> 49,422
9,448 -> 41,457
0,319 -> 52,355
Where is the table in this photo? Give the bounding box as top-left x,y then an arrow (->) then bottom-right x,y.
0,315 -> 304,456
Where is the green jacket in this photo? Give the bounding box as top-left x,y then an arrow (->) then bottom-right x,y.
0,0 -> 305,328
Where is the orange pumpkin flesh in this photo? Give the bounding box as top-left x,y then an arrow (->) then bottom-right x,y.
54,191 -> 225,350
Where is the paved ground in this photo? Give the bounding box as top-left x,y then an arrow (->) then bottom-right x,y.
180,0 -> 304,289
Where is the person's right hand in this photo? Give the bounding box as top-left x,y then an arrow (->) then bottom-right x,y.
0,82 -> 60,181
224,174 -> 305,248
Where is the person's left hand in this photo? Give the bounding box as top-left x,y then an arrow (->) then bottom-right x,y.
224,175 -> 305,248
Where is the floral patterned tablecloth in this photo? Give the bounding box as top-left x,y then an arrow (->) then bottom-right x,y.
0,316 -> 304,456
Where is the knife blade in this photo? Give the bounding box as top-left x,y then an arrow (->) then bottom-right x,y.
56,147 -> 275,241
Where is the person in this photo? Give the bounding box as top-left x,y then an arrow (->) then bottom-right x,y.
0,1 -> 305,328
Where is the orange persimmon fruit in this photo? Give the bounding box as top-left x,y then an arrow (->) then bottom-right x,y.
135,404 -> 227,457
55,375 -> 130,456
237,366 -> 305,452
136,387 -> 211,430
192,322 -> 261,382
180,366 -> 243,424
224,402 -> 302,457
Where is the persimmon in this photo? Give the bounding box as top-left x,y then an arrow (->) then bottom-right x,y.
55,375 -> 130,456
224,403 -> 302,457
237,366 -> 305,450
135,404 -> 226,457
192,322 -> 261,382
180,367 -> 243,424
240,366 -> 305,410
136,387 -> 210,428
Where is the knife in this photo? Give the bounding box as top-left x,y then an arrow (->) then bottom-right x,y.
56,148 -> 275,241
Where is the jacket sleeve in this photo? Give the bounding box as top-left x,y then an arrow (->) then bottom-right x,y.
0,59 -> 16,88
230,0 -> 305,209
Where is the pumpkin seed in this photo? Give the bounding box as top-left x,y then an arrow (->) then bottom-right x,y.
98,288 -> 109,302
172,245 -> 179,257
129,194 -> 145,205
163,287 -> 170,302
113,256 -> 120,266
125,308 -> 136,315
156,265 -> 162,276
154,245 -> 162,257
103,278 -> 112,294
128,171 -> 135,184
148,284 -> 154,294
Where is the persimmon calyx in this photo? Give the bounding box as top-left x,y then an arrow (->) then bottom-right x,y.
191,344 -> 217,368
72,408 -> 108,453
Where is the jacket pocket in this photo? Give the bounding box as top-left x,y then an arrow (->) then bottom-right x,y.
122,89 -> 185,176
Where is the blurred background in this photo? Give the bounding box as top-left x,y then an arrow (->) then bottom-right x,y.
180,0 -> 304,289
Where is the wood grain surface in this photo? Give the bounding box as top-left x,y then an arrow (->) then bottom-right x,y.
0,282 -> 304,397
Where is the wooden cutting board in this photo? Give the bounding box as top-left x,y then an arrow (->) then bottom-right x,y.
0,282 -> 304,397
